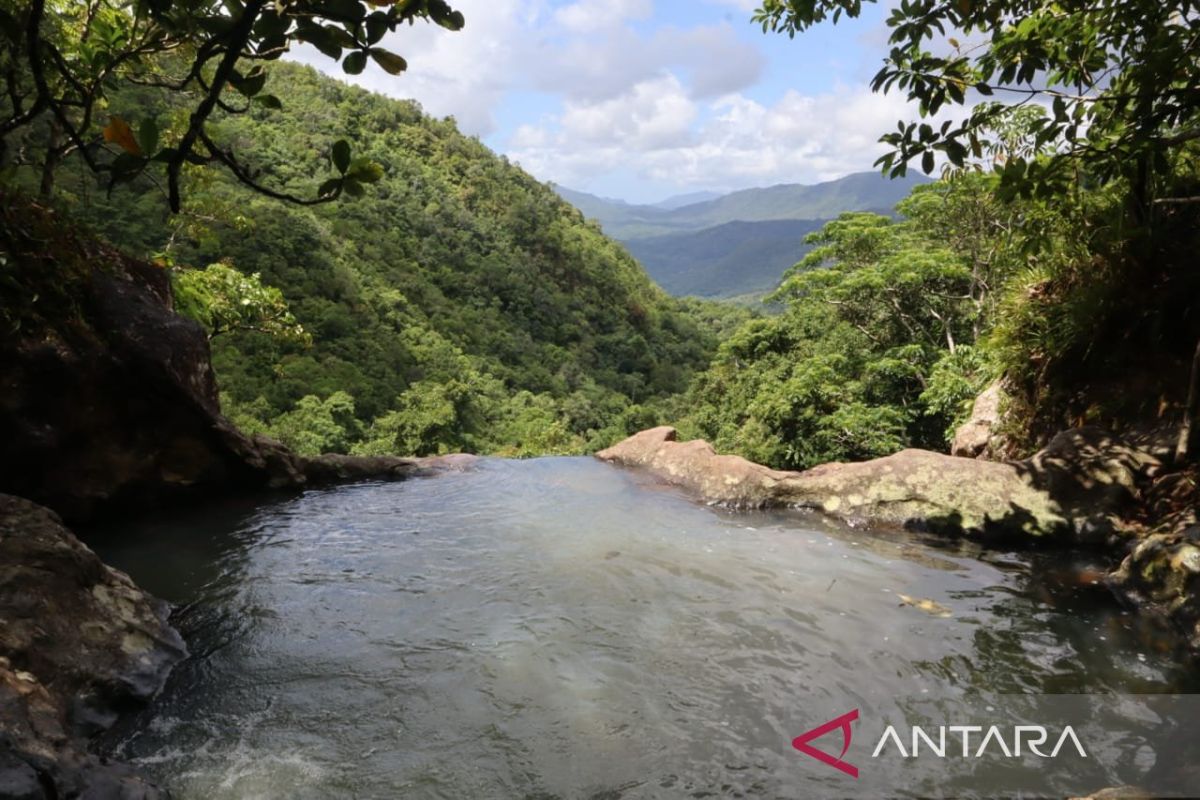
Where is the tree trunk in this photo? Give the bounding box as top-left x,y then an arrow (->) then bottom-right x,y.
38,121 -> 61,199
1175,336 -> 1200,463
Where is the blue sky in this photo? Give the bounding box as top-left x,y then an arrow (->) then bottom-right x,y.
304,0 -> 917,204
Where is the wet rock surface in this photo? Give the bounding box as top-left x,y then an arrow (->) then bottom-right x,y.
0,494 -> 187,798
1109,525 -> 1200,653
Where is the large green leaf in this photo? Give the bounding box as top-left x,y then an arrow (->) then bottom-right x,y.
332,140 -> 351,174
369,48 -> 407,75
343,51 -> 368,75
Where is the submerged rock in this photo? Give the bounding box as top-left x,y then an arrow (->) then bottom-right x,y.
896,594 -> 953,618
0,494 -> 186,798
1108,525 -> 1200,654
597,426 -> 1155,542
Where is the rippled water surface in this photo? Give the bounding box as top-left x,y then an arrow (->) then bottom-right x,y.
88,458 -> 1200,798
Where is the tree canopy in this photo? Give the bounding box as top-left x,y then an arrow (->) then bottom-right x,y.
0,0 -> 462,210
754,1 -> 1200,206
32,61 -> 737,458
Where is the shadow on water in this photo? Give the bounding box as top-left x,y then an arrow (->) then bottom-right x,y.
82,489 -> 299,661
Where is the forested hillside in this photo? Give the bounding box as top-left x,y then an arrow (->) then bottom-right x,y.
44,62 -> 743,457
677,166 -> 1200,470
624,219 -> 824,297
556,172 -> 927,297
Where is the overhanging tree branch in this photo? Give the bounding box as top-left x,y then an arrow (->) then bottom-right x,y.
167,0 -> 267,212
198,129 -> 340,206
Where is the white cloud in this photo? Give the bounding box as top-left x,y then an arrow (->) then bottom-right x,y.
291,0 -> 945,198
560,75 -> 696,150
290,0 -> 762,140
554,0 -> 651,33
507,84 -> 946,193
528,22 -> 763,103
290,0 -> 533,136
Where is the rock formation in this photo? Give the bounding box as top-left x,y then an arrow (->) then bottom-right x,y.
950,380 -> 1006,458
0,196 -> 474,524
597,426 -> 1157,543
0,494 -> 187,798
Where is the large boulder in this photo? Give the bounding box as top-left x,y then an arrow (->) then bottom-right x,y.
597,426 -> 1157,542
780,448 -> 1068,538
0,494 -> 187,798
0,196 -> 302,521
592,427 -> 797,507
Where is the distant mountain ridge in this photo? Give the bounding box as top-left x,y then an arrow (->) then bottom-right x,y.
555,172 -> 928,298
625,219 -> 825,298
651,190 -> 722,210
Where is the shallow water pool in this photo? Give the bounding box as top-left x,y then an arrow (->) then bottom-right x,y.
88,457 -> 1200,798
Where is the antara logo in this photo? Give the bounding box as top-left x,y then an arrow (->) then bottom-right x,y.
792,709 -> 860,778
793,710 -> 1089,778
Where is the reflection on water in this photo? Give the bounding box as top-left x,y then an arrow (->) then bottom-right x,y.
86,458 -> 1199,799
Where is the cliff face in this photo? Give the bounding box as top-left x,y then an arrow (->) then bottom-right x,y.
0,194 -> 307,521
0,193 -> 464,523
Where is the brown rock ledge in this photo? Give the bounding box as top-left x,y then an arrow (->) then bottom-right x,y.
597,426 -> 1158,543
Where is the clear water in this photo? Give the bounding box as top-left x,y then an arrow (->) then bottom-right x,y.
87,458 -> 1200,799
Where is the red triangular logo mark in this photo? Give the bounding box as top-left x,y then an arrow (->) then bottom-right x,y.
792,709 -> 859,778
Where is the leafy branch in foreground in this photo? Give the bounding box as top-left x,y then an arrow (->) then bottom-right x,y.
0,0 -> 463,211
753,1 -> 1200,206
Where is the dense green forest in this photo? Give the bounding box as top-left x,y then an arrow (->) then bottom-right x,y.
664,0 -> 1200,470
30,63 -> 748,457
3,0 -> 1198,472
676,162 -> 1200,470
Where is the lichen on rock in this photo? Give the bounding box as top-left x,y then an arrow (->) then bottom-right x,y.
597,425 -> 1153,543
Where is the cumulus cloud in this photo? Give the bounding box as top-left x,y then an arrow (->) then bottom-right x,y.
290,0 -> 531,136
561,74 -> 697,149
554,0 -> 651,33
507,85 -> 945,193
527,23 -> 763,103
292,0 -> 944,197
292,0 -> 762,139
